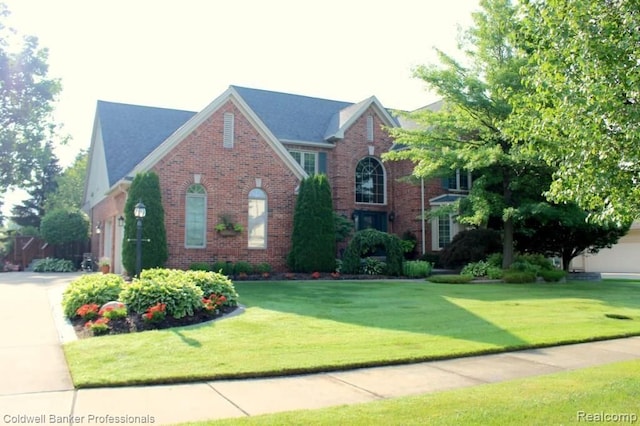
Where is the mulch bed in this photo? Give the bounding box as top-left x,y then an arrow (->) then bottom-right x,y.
71,306 -> 239,339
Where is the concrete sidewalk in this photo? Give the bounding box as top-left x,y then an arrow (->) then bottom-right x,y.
1,272 -> 639,425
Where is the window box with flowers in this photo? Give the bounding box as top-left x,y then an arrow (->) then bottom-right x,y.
215,214 -> 244,237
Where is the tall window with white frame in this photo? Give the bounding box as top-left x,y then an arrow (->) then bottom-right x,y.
355,157 -> 385,204
185,184 -> 206,248
248,188 -> 267,248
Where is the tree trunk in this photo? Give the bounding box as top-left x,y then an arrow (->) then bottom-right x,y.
503,218 -> 514,269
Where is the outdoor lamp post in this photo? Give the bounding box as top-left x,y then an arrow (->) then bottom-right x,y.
134,200 -> 146,277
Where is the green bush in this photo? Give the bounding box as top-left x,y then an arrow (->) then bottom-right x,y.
62,274 -> 125,318
539,269 -> 566,282
33,257 -> 75,272
486,266 -> 504,279
211,261 -> 233,276
439,228 -> 502,268
184,270 -> 239,306
233,261 -> 253,275
460,260 -> 490,278
362,257 -> 386,275
502,271 -> 537,283
188,262 -> 210,271
517,253 -> 555,271
341,229 -> 404,276
486,253 -> 503,267
120,269 -> 203,319
427,274 -> 473,284
254,262 -> 272,274
403,260 -> 433,278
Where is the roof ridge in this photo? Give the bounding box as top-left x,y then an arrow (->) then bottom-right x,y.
97,99 -> 197,114
230,85 -> 355,106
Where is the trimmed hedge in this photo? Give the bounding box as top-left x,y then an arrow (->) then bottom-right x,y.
342,229 -> 404,276
539,269 -> 567,282
427,274 -> 474,284
502,271 -> 537,283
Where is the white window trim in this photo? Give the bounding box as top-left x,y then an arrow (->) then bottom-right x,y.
248,188 -> 267,249
355,156 -> 387,205
431,212 -> 461,251
449,169 -> 472,192
185,185 -> 207,249
289,150 -> 318,175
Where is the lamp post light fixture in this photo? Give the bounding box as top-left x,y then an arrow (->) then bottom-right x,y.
117,216 -> 125,227
134,200 -> 146,277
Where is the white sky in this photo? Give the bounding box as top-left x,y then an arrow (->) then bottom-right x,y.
1,0 -> 479,217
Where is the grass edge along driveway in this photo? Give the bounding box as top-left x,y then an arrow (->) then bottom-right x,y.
63,280 -> 640,387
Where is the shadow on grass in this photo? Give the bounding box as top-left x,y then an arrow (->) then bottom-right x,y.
170,329 -> 202,347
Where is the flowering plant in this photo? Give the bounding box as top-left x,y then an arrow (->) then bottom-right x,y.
99,302 -> 128,320
311,271 -> 321,279
76,303 -> 100,320
98,257 -> 111,267
143,303 -> 167,324
202,294 -> 227,313
85,317 -> 110,335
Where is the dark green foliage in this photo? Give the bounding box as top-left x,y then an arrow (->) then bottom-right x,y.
40,209 -> 89,244
254,262 -> 272,274
62,274 -> 125,318
539,269 -> 566,282
122,172 -> 168,275
439,229 -> 502,268
288,175 -> 336,272
11,142 -> 61,228
211,261 -> 233,276
33,257 -> 74,272
333,212 -> 354,242
401,230 -> 418,259
427,274 -> 473,284
403,260 -> 433,278
420,252 -> 443,268
502,271 -> 537,284
341,229 -> 404,276
233,261 -> 252,275
184,270 -> 239,306
188,262 -> 210,271
120,269 -> 203,319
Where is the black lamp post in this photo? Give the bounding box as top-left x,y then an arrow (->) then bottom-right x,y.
134,200 -> 146,277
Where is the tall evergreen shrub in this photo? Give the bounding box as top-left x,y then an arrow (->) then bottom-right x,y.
122,172 -> 168,275
287,174 -> 336,272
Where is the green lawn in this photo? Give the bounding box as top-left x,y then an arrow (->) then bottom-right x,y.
63,280 -> 640,387
187,359 -> 640,425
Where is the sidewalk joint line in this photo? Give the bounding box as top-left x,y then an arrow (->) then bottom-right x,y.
206,382 -> 251,417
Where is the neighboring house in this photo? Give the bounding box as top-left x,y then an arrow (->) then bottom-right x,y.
83,86 -> 463,275
569,221 -> 640,273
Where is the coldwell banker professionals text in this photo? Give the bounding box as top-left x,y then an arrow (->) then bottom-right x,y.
3,413 -> 156,424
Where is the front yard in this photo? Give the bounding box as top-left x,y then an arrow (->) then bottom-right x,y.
63,279 -> 640,387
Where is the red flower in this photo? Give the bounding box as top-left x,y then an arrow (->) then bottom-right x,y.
311,271 -> 321,279
76,303 -> 100,319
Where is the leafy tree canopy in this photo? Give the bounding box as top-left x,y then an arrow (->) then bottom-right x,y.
40,208 -> 89,245
0,4 -> 63,191
510,0 -> 640,224
45,150 -> 87,212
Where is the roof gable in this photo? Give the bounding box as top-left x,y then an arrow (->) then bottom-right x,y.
97,101 -> 196,186
232,86 -> 353,143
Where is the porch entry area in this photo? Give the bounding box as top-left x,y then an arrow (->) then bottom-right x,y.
353,210 -> 387,232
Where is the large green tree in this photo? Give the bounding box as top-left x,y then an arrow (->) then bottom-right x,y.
122,172 -> 168,276
384,0 -> 536,268
287,174 -> 336,272
45,150 -> 87,212
0,4 -> 62,191
10,141 -> 61,228
511,0 -> 640,224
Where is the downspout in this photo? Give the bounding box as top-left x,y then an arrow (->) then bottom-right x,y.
421,178 -> 426,255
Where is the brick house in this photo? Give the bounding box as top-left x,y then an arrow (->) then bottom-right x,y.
83,86 -> 463,275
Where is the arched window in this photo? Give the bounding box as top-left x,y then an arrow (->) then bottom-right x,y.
185,184 -> 206,248
355,157 -> 385,204
248,188 -> 267,248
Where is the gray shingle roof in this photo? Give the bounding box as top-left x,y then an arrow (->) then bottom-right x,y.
97,100 -> 196,186
232,86 -> 354,143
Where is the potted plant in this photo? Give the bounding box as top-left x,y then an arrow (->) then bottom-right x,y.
215,214 -> 243,236
98,257 -> 111,274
